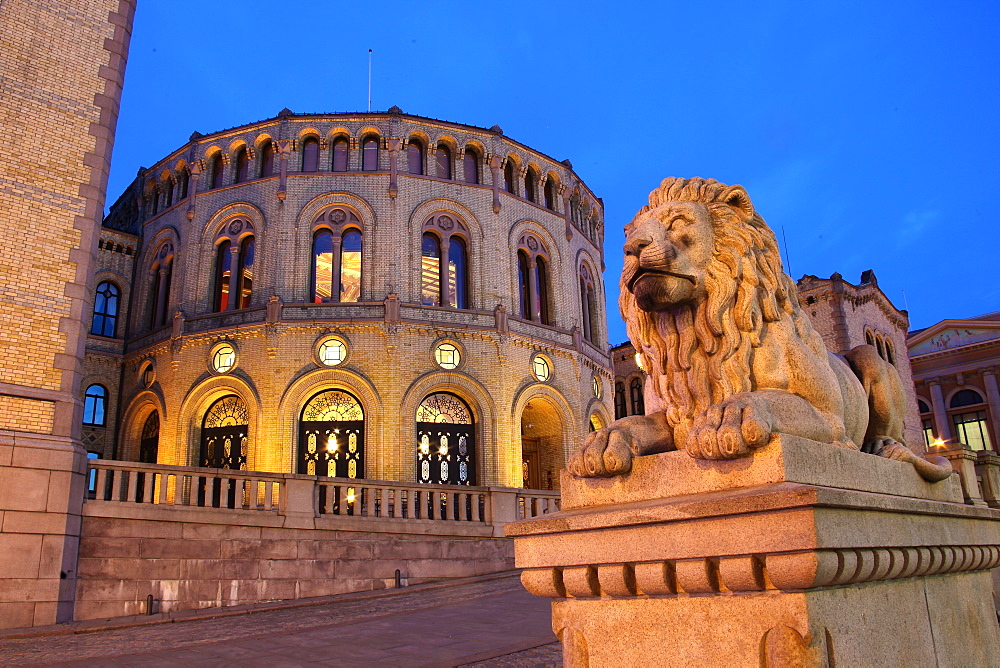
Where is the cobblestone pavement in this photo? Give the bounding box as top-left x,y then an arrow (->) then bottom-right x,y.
0,574 -> 560,666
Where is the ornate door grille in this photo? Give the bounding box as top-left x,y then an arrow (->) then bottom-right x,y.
139,411 -> 159,464
298,390 -> 365,479
200,395 -> 248,470
416,392 -> 476,485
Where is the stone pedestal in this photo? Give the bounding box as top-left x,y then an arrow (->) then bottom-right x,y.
507,436 -> 1000,667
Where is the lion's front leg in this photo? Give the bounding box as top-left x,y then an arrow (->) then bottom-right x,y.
685,393 -> 774,460
567,413 -> 674,477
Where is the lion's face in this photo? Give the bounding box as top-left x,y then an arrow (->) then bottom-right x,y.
622,201 -> 715,312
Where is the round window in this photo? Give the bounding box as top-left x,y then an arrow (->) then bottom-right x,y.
317,337 -> 348,367
140,362 -> 155,388
211,343 -> 236,374
434,342 -> 461,370
532,354 -> 551,382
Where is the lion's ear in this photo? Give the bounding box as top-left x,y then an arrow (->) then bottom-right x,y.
722,185 -> 755,219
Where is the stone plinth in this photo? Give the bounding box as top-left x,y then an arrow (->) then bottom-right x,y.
507,436 -> 1000,667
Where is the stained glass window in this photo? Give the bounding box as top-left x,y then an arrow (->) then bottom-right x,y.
211,343 -> 236,373
434,343 -> 461,369
83,384 -> 107,426
417,393 -> 471,424
91,281 -> 119,337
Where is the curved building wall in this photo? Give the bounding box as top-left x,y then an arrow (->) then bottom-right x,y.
91,110 -> 611,489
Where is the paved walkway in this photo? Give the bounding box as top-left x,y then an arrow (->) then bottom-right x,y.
0,573 -> 561,666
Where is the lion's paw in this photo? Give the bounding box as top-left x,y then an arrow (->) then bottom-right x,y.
685,394 -> 773,460
567,427 -> 634,478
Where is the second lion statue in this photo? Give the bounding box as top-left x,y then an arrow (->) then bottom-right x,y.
568,177 -> 951,482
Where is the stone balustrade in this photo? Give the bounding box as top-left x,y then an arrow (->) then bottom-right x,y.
934,445 -> 1000,507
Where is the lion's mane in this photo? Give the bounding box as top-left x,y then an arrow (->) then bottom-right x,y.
621,177 -> 801,429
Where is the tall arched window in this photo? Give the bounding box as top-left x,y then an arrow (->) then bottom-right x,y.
614,381 -> 627,419
91,281 -> 120,337
516,235 -> 551,324
416,393 -> 475,485
83,384 -> 107,426
421,233 -> 441,306
535,256 -> 550,325
580,263 -> 597,344
234,147 -> 248,183
312,230 -> 334,302
164,179 -> 173,208
504,160 -> 516,193
463,149 -> 479,184
408,139 -> 424,175
544,178 -> 556,210
148,243 -> 173,328
332,137 -> 349,171
630,377 -> 645,416
340,229 -> 362,302
139,411 -> 159,464
299,389 -> 364,478
301,137 -> 319,172
209,154 -> 223,189
436,145 -> 452,179
949,389 -> 992,451
213,239 -> 233,312
200,395 -> 248,470
524,171 -> 537,202
260,141 -> 275,177
448,236 -> 468,309
312,208 -> 364,303
362,137 -> 379,171
238,236 -> 254,309
517,251 -> 531,319
178,169 -> 189,198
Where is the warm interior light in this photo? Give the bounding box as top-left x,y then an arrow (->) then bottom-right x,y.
346,487 -> 356,503
438,443 -> 448,456
327,434 -> 338,452
931,438 -> 946,449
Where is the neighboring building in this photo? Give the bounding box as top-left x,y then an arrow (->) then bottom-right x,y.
907,312 -> 1000,453
610,270 -> 922,450
83,109 -> 612,490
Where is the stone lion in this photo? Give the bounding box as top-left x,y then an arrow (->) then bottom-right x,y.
568,177 -> 951,482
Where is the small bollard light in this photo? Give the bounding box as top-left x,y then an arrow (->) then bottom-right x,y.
394,569 -> 402,588
146,594 -> 155,615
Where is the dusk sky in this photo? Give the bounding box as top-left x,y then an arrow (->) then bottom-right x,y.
106,1 -> 1000,346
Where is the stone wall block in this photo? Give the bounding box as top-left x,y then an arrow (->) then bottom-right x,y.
178,558 -> 258,581
139,538 -> 221,559
0,534 -> 43,578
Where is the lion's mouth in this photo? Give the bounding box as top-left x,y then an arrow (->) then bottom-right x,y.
627,268 -> 696,291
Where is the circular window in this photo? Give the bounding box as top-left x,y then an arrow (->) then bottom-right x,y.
210,343 -> 236,374
532,354 -> 551,382
317,336 -> 348,367
592,376 -> 602,398
434,342 -> 461,370
140,362 -> 155,388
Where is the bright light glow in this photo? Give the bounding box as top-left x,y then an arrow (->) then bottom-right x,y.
327,434 -> 338,452
438,443 -> 448,456
931,438 -> 946,449
634,353 -> 645,372
346,487 -> 356,503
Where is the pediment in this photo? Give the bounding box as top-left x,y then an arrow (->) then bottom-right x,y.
908,321 -> 1000,355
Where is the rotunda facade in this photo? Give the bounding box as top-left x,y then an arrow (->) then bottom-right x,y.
88,108 -> 610,489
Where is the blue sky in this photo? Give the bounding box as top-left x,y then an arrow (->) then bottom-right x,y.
107,0 -> 1000,345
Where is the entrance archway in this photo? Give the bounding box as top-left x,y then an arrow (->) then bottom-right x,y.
298,389 -> 364,479
416,392 -> 475,485
200,395 -> 248,469
139,410 -> 159,463
520,397 -> 565,490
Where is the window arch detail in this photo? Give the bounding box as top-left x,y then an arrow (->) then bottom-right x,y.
421,213 -> 470,309
91,281 -> 120,337
579,262 -> 599,344
299,389 -> 365,478
312,207 -> 364,303
148,242 -> 174,328
83,384 -> 107,426
416,392 -> 475,485
200,395 -> 248,469
516,233 -> 552,325
212,220 -> 256,311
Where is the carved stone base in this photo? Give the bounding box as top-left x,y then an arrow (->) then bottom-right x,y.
507,436 -> 1000,667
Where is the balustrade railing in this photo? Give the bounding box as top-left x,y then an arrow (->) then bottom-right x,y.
85,460 -> 563,526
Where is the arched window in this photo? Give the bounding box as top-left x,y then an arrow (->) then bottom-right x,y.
362,137 -> 379,171
630,377 -> 645,416
139,411 -> 159,464
164,179 -> 173,208
463,150 -> 479,184
301,137 -> 319,172
885,340 -> 895,365
865,331 -> 874,346
312,230 -> 334,302
91,281 -> 120,337
407,139 -> 424,175
580,264 -> 597,344
332,137 -> 349,172
178,170 -> 189,198
213,239 -> 233,312
421,233 -> 441,306
209,154 -> 223,189
238,236 -> 254,309
535,256 -> 550,325
200,395 -> 248,470
951,389 -> 984,408
340,229 -> 362,302
544,178 -> 556,210
918,399 -> 931,414
148,244 -> 173,329
416,393 -> 475,485
447,236 -> 468,309
524,170 -> 537,202
614,382 -> 627,419
260,141 -> 275,177
918,399 -> 934,446
436,145 -> 452,179
875,336 -> 885,360
299,389 -> 365,479
504,161 -> 515,194
83,384 -> 107,426
148,183 -> 158,215
949,389 -> 992,451
234,147 -> 248,183
517,251 -> 531,319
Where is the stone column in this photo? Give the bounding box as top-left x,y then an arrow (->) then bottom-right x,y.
980,368 -> 1000,445
276,140 -> 292,201
186,162 -> 201,221
527,257 -> 539,322
562,186 -> 574,241
489,155 -> 502,213
331,235 -> 343,303
929,379 -> 952,442
227,244 -> 241,310
386,138 -> 401,198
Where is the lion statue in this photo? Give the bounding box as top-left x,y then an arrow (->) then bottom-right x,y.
568,177 -> 951,482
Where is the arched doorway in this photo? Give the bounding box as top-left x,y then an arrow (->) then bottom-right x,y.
200,395 -> 248,469
416,392 -> 475,485
520,397 -> 565,490
298,389 -> 364,478
139,411 -> 159,464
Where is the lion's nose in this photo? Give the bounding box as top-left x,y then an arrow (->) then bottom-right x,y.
624,235 -> 651,256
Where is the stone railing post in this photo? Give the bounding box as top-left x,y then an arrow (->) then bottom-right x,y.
976,450 -> 1000,508
937,446 -> 988,506
280,477 -> 318,528
486,487 -> 519,537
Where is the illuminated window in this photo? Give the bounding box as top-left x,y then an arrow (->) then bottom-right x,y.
340,229 -> 363,302
238,237 -> 254,309
532,355 -> 551,382
517,236 -> 552,325
312,230 -> 334,303
317,337 -> 347,366
83,384 -> 107,426
332,137 -> 349,171
140,362 -> 155,388
421,233 -> 441,306
434,342 -> 461,369
211,343 -> 236,374
91,281 -> 119,337
954,411 -> 992,451
213,239 -> 233,312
